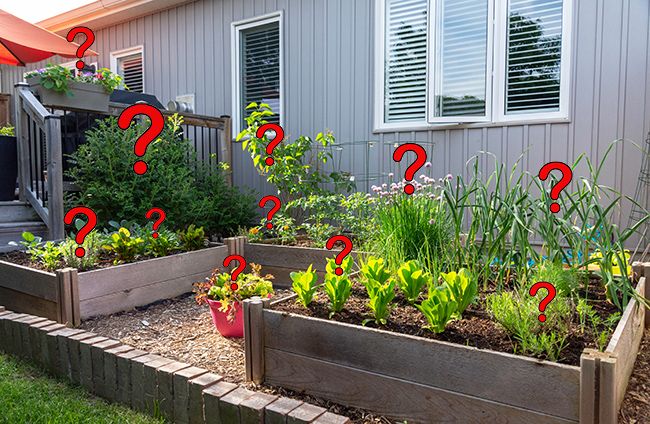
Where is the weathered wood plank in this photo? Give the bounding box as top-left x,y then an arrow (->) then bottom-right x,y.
265,349 -> 577,424
598,356 -> 618,424
77,245 -> 227,301
580,349 -> 598,424
263,310 -> 580,420
0,261 -> 58,300
605,277 -> 646,411
79,270 -> 213,319
246,243 -> 360,272
0,285 -> 59,321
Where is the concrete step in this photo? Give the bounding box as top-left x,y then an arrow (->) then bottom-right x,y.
0,221 -> 48,251
0,201 -> 41,223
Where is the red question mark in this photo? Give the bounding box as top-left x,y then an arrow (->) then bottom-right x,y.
256,123 -> 284,166
529,282 -> 557,323
66,27 -> 95,70
145,208 -> 166,239
64,206 -> 97,258
223,255 -> 246,291
393,143 -> 427,195
259,195 -> 281,229
118,104 -> 165,175
538,162 -> 572,213
325,235 -> 353,276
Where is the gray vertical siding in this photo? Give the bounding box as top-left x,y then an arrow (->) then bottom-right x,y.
1,0 -> 648,234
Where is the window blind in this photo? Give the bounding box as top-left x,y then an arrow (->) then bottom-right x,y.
241,22 -> 281,128
384,0 -> 428,123
434,0 -> 489,117
506,0 -> 563,113
117,53 -> 144,93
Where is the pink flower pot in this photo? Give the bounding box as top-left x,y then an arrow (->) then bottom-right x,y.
207,299 -> 244,338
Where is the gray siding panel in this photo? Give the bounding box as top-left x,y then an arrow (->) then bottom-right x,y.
1,0 -> 648,234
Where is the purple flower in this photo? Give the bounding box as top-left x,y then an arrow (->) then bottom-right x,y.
446,174 -> 453,180
425,162 -> 432,168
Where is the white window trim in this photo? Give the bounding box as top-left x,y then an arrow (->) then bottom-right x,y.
59,60 -> 99,71
109,45 -> 145,92
231,11 -> 285,138
374,0 -> 572,132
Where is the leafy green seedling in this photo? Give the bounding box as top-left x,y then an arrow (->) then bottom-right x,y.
323,273 -> 352,317
326,256 -> 353,276
397,260 -> 432,304
416,285 -> 458,333
364,279 -> 396,326
291,264 -> 319,307
440,268 -> 477,318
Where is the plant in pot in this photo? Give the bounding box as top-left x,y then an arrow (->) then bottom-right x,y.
24,64 -> 123,113
194,263 -> 274,338
0,126 -> 17,200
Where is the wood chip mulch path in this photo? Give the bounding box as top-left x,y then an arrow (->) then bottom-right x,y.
619,329 -> 650,423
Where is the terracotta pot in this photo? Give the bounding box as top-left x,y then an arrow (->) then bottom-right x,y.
26,77 -> 110,113
207,299 -> 244,338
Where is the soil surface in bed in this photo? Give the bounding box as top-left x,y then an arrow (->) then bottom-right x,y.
79,293 -> 388,423
274,280 -> 620,366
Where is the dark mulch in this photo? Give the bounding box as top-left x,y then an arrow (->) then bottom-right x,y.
274,280 -> 620,366
619,330 -> 650,423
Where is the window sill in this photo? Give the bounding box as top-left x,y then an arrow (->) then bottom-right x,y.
373,116 -> 571,133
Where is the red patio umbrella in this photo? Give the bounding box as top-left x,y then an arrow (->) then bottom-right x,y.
0,8 -> 97,66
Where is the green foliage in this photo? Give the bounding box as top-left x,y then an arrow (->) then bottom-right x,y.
416,285 -> 458,333
290,264 -> 319,307
360,256 -> 391,288
365,279 -> 396,326
0,126 -> 14,136
177,225 -> 206,251
24,64 -> 123,95
529,261 -> 583,298
323,273 -> 352,317
237,103 -> 354,207
60,231 -> 103,271
486,290 -> 571,360
440,268 -> 477,318
102,227 -> 145,264
396,260 -> 431,304
146,229 -> 181,258
326,256 -> 353,276
13,232 -> 62,271
67,115 -> 255,237
576,299 -> 621,351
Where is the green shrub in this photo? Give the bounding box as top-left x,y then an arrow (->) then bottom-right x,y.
67,115 -> 255,237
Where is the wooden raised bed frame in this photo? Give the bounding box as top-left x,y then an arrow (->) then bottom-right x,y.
240,241 -> 649,424
0,242 -> 231,325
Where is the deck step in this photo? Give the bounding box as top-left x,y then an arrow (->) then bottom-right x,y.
0,201 -> 41,223
0,221 -> 48,252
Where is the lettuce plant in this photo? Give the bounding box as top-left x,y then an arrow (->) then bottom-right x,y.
291,265 -> 319,307
360,256 -> 391,286
416,285 -> 458,333
365,280 -> 396,326
323,273 -> 352,317
326,256 -> 353,276
397,260 -> 431,304
440,268 -> 477,318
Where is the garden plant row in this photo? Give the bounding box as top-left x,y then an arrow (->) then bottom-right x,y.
0,305 -> 350,424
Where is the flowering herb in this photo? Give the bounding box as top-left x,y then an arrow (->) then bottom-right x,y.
25,64 -> 123,95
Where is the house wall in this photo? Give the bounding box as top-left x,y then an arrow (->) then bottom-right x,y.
2,0 -> 649,240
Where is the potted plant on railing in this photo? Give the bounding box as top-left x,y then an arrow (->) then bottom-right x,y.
194,263 -> 274,338
0,126 -> 17,200
24,64 -> 123,113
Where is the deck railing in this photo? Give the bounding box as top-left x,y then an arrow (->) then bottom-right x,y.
14,82 -> 232,240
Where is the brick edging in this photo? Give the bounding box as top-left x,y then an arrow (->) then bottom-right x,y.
0,306 -> 350,424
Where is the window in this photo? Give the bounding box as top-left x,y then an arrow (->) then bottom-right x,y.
375,0 -> 571,129
232,12 -> 283,135
59,60 -> 98,75
110,46 -> 144,93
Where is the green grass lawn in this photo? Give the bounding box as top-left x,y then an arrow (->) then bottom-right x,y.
0,353 -> 163,424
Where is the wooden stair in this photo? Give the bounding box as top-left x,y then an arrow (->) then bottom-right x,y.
0,201 -> 47,252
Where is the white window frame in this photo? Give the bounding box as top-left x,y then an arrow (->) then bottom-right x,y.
109,45 -> 145,92
374,0 -> 572,132
231,11 -> 285,138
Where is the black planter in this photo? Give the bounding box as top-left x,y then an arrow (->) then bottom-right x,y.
0,135 -> 17,200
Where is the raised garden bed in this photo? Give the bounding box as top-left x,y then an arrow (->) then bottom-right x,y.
0,243 -> 229,325
242,242 -> 650,424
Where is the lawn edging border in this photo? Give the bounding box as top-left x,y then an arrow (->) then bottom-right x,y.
0,304 -> 351,424
0,242 -> 235,325
242,242 -> 650,424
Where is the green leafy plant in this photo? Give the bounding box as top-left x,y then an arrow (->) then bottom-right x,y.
326,256 -> 354,276
102,227 -> 145,264
576,299 -> 621,351
193,263 -> 274,321
24,64 -> 123,95
177,225 -> 206,251
360,256 -> 391,287
364,279 -> 396,326
146,229 -> 181,257
12,232 -> 62,271
290,265 -> 319,307
529,261 -> 583,298
0,126 -> 14,136
323,273 -> 352,317
396,260 -> 431,304
440,268 -> 477,318
416,285 -> 458,333
60,230 -> 102,270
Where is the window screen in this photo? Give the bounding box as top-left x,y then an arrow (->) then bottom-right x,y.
117,52 -> 144,93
